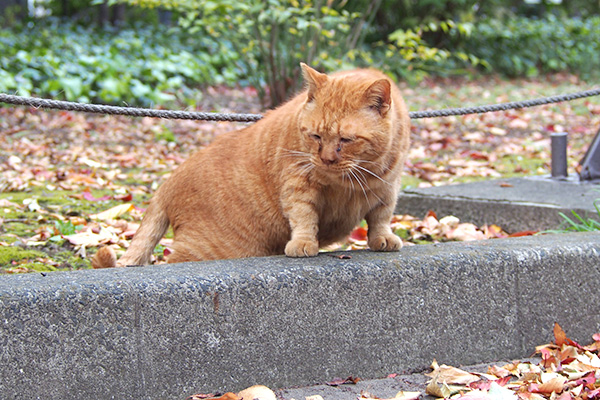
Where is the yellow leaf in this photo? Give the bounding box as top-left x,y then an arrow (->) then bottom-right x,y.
91,204 -> 134,221
393,391 -> 422,400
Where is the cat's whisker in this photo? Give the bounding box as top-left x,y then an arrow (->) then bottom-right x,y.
347,167 -> 371,207
295,160 -> 316,177
279,149 -> 312,160
344,171 -> 355,193
356,158 -> 392,174
353,164 -> 392,187
350,165 -> 385,205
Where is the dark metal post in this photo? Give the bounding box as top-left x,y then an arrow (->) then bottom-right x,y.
551,132 -> 568,179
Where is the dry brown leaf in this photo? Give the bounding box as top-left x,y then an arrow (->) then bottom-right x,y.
554,323 -> 568,346
360,391 -> 422,400
425,379 -> 463,398
425,363 -> 480,385
533,375 -> 567,394
237,385 -> 276,400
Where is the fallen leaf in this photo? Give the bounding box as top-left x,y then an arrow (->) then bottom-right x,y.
114,193 -> 133,202
425,364 -> 481,385
90,203 -> 134,221
488,381 -> 518,400
237,385 -> 276,400
350,226 -> 368,242
392,391 -> 422,400
83,191 -> 111,202
554,322 -> 568,346
186,393 -> 220,400
0,199 -> 20,208
508,231 -> 537,237
490,127 -> 507,136
531,376 -> 566,394
325,376 -> 360,386
426,378 -> 463,398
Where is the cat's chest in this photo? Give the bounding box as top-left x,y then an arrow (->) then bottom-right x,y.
317,186 -> 374,224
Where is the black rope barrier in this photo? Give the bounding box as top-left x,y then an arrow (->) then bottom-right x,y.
1,88 -> 600,122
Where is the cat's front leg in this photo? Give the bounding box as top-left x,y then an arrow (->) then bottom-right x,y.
365,199 -> 402,252
281,183 -> 320,257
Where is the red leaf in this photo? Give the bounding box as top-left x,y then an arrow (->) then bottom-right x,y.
425,210 -> 438,220
114,193 -> 133,202
508,231 -> 537,237
574,371 -> 596,387
350,226 -> 368,241
495,376 -> 511,387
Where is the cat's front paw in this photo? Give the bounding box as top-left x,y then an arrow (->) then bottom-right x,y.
285,239 -> 319,257
368,233 -> 402,252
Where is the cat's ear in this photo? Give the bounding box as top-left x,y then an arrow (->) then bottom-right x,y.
365,79 -> 391,116
300,63 -> 328,102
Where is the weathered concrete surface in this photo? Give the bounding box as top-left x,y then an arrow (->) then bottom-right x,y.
1,232 -> 600,400
397,176 -> 600,233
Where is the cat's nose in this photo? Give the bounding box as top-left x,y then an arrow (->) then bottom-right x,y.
320,145 -> 340,166
320,153 -> 339,165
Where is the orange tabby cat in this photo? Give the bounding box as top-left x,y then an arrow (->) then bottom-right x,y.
92,63 -> 410,268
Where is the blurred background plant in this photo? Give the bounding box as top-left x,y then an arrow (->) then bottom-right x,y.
0,0 -> 599,107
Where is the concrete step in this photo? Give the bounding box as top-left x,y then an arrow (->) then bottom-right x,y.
397,176 -> 600,233
1,232 -> 599,399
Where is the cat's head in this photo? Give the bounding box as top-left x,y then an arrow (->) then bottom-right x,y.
296,63 -> 397,180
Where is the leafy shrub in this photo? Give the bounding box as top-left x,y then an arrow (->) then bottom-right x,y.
0,18 -> 240,106
114,0 -> 373,106
379,19 -> 487,83
456,16 -> 600,78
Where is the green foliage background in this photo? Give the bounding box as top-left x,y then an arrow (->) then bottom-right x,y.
1,0 -> 599,107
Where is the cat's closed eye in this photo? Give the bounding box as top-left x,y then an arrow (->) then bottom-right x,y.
310,134 -> 321,142
340,137 -> 353,144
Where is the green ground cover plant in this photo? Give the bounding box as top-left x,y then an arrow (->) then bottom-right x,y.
0,18 -> 239,106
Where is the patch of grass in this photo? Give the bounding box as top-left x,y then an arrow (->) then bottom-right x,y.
544,199 -> 600,233
0,187 -> 141,273
52,251 -> 91,270
0,246 -> 46,264
493,154 -> 547,177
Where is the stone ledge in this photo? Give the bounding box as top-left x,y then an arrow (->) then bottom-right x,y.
397,177 -> 600,233
1,232 -> 599,400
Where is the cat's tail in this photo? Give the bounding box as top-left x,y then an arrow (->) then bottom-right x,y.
91,200 -> 170,268
92,246 -> 117,268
